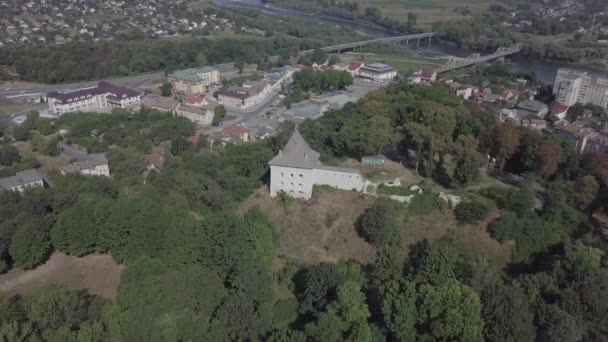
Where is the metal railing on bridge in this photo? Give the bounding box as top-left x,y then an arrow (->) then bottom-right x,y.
437,43 -> 523,73
299,32 -> 437,55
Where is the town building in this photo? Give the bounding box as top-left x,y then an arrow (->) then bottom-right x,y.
412,67 -> 437,83
358,63 -> 397,81
217,82 -> 271,110
47,82 -> 141,114
521,119 -> 547,131
145,152 -> 166,170
0,169 -> 45,193
58,142 -> 110,177
269,130 -> 366,200
142,95 -> 179,113
346,62 -> 363,76
553,121 -> 608,154
175,103 -> 215,125
553,68 -> 608,109
551,103 -> 569,120
517,99 -> 549,118
168,66 -> 220,96
223,125 -> 250,142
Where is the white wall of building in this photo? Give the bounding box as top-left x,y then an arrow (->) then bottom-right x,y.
10,180 -> 44,194
270,165 -> 315,199
81,164 -> 110,177
270,165 -> 365,200
312,169 -> 365,192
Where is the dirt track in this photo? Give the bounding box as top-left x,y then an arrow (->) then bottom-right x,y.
0,252 -> 124,299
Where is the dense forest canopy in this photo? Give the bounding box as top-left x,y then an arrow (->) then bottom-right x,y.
1,80 -> 608,340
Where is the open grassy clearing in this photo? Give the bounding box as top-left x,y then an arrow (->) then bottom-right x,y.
351,0 -> 494,27
241,188 -> 377,265
402,205 -> 512,267
0,99 -> 29,115
341,51 -> 447,72
0,252 -> 124,299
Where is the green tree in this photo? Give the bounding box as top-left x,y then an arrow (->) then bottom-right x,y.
9,217 -> 51,269
488,121 -> 520,169
27,286 -> 88,330
243,207 -> 276,267
159,82 -> 172,97
537,304 -> 584,342
0,144 -> 20,166
358,199 -> 400,247
569,175 -> 599,209
51,195 -> 113,256
481,284 -> 536,342
416,278 -> 483,341
381,278 -> 416,342
328,55 -> 341,65
454,200 -> 489,224
212,105 -> 227,126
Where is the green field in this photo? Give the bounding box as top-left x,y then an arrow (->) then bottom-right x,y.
340,50 -> 447,73
353,0 -> 495,27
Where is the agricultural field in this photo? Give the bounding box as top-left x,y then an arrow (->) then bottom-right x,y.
359,0 -> 495,26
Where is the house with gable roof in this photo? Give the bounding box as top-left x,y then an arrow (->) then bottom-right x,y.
269,130 -> 366,199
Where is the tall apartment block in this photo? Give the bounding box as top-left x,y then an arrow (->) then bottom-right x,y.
553,68 -> 608,109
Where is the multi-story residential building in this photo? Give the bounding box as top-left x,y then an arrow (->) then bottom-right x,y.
168,66 -> 220,96
217,81 -> 271,110
269,130 -> 366,200
0,169 -> 45,193
554,121 -> 608,154
358,63 -> 397,81
47,82 -> 141,114
58,143 -> 110,177
175,103 -> 215,125
141,95 -> 179,113
517,99 -> 549,118
553,68 -> 608,109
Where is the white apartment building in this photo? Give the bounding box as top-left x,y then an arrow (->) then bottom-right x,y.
0,169 -> 45,193
358,63 -> 397,81
47,82 -> 141,114
174,103 -> 215,125
553,68 -> 608,109
217,82 -> 271,110
168,67 -> 220,96
269,130 -> 366,200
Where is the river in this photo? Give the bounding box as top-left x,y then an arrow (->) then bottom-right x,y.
215,0 -> 608,83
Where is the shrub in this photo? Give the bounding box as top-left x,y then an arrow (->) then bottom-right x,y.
409,192 -> 439,216
454,200 -> 489,224
358,199 -> 401,247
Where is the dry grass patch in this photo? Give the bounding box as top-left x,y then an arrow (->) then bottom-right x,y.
0,252 -> 125,299
403,207 -> 512,267
241,188 -> 376,265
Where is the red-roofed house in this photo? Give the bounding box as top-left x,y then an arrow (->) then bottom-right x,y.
223,126 -> 250,142
145,152 -> 166,170
346,62 -> 363,76
418,67 -> 437,82
551,103 -> 569,120
185,95 -> 206,107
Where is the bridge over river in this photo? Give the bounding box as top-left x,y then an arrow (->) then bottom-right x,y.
436,43 -> 524,73
301,33 -> 523,73
299,32 -> 437,55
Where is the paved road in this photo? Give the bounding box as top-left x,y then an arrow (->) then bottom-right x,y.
0,72 -> 165,99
